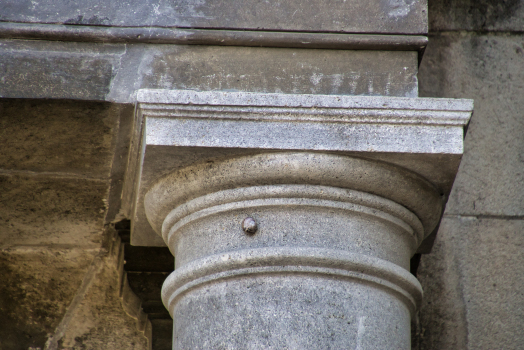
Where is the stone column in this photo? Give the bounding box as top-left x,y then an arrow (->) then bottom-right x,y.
125,90 -> 472,349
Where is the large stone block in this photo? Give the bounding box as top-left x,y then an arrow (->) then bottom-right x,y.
0,0 -> 427,34
428,0 -> 524,32
0,40 -> 419,102
0,99 -> 119,176
0,174 -> 108,248
416,216 -> 524,349
419,33 -> 524,216
139,46 -> 419,98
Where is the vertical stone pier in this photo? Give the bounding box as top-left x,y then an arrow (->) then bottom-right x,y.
125,89 -> 472,349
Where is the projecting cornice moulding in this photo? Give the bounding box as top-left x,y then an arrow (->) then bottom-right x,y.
122,89 -> 473,247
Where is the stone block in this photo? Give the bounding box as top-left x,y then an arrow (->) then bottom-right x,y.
419,33 -> 524,216
137,45 -> 419,98
1,40 -> 419,102
0,40 -> 124,100
428,0 -> 524,32
0,0 -> 427,34
0,247 -> 97,350
416,216 -> 524,349
0,99 -> 120,176
0,174 -> 108,248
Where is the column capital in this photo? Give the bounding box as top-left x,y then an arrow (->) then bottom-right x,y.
123,89 -> 473,247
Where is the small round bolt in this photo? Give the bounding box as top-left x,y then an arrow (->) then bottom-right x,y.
242,217 -> 258,235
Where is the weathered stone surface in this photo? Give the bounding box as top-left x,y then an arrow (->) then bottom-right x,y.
139,46 -> 419,98
416,216 -> 524,349
46,251 -> 149,349
154,156 -> 426,349
0,40 -> 420,102
0,22 -> 429,52
0,99 -> 119,176
0,40 -> 123,100
127,89 -> 471,246
0,0 -> 427,34
133,87 -> 469,348
0,174 -> 108,248
419,33 -> 524,216
428,0 -> 524,32
0,247 -> 97,350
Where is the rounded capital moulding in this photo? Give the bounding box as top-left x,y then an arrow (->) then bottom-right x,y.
141,152 -> 443,349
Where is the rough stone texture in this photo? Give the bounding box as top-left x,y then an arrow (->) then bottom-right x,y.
0,40 -> 420,102
0,247 -> 97,350
0,174 -> 107,248
154,157 -> 426,348
47,249 -> 149,350
419,33 -> 524,216
428,0 -> 524,32
0,0 -> 427,34
0,99 -> 119,176
0,41 -> 123,101
129,90 -> 471,246
0,99 -> 146,349
415,5 -> 524,349
139,47 -> 419,98
416,217 -> 524,349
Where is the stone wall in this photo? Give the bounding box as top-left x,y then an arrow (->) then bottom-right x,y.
0,100 -> 149,349
0,1 -> 523,349
414,1 -> 524,348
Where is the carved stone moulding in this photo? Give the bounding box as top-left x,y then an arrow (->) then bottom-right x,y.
123,89 -> 473,247
122,89 -> 472,349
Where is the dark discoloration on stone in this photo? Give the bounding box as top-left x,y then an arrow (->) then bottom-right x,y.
0,174 -> 108,248
0,44 -> 117,100
0,248 -> 97,350
0,40 -> 419,102
429,0 -> 524,31
0,0 -> 427,34
150,319 -> 173,350
419,33 -> 524,216
142,46 -> 419,97
0,99 -> 119,176
52,251 -> 149,349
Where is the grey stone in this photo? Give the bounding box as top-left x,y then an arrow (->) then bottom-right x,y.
156,167 -> 424,349
428,0 -> 524,32
419,33 -> 524,216
125,84 -> 471,348
0,40 -> 420,102
125,89 -> 472,246
0,0 -> 427,34
416,216 -> 524,349
139,46 -> 419,98
0,40 -> 123,100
